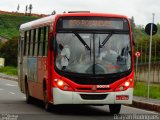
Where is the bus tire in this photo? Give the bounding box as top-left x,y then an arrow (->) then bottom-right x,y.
43,87 -> 52,112
25,80 -> 32,104
109,104 -> 121,114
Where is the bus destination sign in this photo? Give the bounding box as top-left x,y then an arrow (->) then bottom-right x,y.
62,19 -> 124,30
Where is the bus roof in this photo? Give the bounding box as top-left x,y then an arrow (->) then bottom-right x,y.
20,15 -> 55,31
59,12 -> 128,18
19,13 -> 129,31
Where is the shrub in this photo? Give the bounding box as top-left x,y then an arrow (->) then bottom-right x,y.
0,66 -> 17,76
0,36 -> 18,66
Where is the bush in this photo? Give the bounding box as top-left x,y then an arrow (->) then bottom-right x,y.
0,36 -> 18,66
0,66 -> 17,76
134,81 -> 160,99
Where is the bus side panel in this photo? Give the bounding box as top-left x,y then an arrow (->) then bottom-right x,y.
36,57 -> 48,100
27,58 -> 37,83
22,57 -> 48,101
25,57 -> 47,100
26,58 -> 38,99
18,36 -> 25,93
22,57 -> 28,92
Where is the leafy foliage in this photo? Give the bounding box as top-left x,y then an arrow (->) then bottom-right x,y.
0,14 -> 39,39
0,66 -> 17,76
0,36 -> 18,66
0,14 -> 40,66
130,17 -> 160,62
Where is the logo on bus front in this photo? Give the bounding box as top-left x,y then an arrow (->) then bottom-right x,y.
92,85 -> 97,91
97,85 -> 110,88
92,85 -> 110,91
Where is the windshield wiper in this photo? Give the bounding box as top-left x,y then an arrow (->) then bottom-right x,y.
99,33 -> 112,48
74,32 -> 91,50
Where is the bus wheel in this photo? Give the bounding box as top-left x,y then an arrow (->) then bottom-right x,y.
25,81 -> 32,104
109,104 -> 121,114
43,89 -> 52,111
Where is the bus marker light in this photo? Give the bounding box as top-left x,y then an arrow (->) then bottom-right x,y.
119,86 -> 124,91
64,85 -> 68,90
130,79 -> 133,82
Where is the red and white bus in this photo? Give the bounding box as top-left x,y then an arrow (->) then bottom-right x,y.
18,12 -> 134,114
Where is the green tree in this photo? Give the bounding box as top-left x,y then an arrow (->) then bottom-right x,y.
0,37 -> 18,66
25,5 -> 28,15
130,16 -> 136,32
51,10 -> 56,15
29,4 -> 33,16
17,4 -> 20,13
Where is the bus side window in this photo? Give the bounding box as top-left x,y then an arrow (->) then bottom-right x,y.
27,30 -> 31,56
43,26 -> 49,56
37,28 -> 41,56
26,31 -> 30,56
23,31 -> 27,56
42,27 -> 46,56
32,29 -> 36,56
34,29 -> 38,56
29,30 -> 34,56
39,27 -> 44,56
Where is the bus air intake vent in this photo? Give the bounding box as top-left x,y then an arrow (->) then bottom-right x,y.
80,94 -> 108,100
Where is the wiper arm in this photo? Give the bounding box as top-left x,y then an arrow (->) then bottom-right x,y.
74,32 -> 91,50
99,33 -> 112,48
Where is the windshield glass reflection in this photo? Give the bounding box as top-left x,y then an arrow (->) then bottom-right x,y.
55,33 -> 131,74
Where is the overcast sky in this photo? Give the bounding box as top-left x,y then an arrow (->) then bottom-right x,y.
0,0 -> 160,26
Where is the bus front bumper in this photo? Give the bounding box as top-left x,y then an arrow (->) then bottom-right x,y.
52,88 -> 133,105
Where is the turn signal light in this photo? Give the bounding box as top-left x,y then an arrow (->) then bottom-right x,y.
54,79 -> 73,91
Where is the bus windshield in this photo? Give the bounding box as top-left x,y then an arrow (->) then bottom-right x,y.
55,32 -> 131,75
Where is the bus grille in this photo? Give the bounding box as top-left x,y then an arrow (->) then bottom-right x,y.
76,87 -> 111,92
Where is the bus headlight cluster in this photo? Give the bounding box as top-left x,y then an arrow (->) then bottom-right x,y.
115,78 -> 133,91
54,79 -> 73,91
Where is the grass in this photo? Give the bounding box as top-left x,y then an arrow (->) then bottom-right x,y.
134,81 -> 160,100
0,66 -> 17,76
0,14 -> 39,39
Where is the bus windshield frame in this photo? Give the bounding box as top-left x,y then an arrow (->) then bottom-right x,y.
55,16 -> 132,78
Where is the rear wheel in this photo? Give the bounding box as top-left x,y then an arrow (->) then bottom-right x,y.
25,81 -> 32,104
43,89 -> 52,111
109,104 -> 121,114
